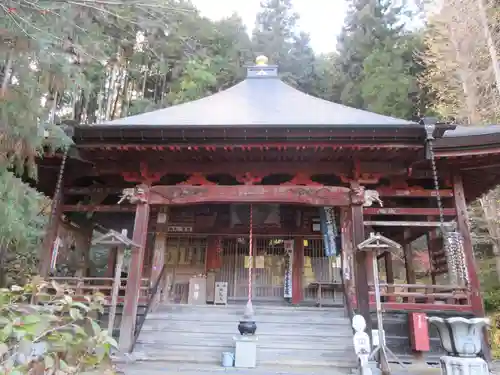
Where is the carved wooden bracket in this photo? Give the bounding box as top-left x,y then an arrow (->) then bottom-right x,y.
118,186 -> 148,204
179,173 -> 216,186
282,173 -> 322,186
121,162 -> 163,184
388,176 -> 409,189
236,172 -> 264,185
341,173 -> 381,185
350,186 -> 366,205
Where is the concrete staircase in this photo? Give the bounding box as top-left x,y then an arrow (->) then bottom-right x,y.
117,303 -> 357,374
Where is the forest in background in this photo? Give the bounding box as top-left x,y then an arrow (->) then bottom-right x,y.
1,0 -> 500,309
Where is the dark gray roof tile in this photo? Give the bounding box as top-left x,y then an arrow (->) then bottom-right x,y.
101,74 -> 416,128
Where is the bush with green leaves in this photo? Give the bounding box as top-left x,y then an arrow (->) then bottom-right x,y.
484,287 -> 500,313
0,279 -> 116,374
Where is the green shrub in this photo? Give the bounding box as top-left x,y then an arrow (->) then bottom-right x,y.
484,287 -> 500,313
0,279 -> 116,374
491,313 -> 500,360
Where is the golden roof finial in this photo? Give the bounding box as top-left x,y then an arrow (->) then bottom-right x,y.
255,55 -> 269,66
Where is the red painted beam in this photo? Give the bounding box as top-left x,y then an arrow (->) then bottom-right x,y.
149,185 -> 351,206
62,205 -> 135,212
73,161 -> 408,179
373,302 -> 473,313
376,188 -> 453,197
78,142 -> 423,151
364,208 -> 456,216
65,187 -> 124,195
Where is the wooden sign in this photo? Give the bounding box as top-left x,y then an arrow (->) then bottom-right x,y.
167,225 -> 193,233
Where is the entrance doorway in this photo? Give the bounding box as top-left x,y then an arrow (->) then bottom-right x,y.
216,237 -> 288,302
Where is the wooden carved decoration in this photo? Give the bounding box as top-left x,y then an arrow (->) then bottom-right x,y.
351,186 -> 383,207
149,185 -> 351,206
363,190 -> 383,207
118,187 -> 147,204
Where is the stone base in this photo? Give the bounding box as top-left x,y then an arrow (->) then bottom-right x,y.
234,335 -> 258,368
440,356 -> 489,375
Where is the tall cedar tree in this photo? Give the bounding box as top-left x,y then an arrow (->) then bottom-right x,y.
336,0 -> 424,118
251,0 -> 316,91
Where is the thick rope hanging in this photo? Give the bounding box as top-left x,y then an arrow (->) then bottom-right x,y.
248,203 -> 253,302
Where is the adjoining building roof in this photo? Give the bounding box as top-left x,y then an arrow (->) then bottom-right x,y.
99,57 -> 417,128
443,125 -> 500,137
436,125 -> 500,149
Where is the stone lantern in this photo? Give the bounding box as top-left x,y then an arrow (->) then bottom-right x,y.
427,316 -> 490,375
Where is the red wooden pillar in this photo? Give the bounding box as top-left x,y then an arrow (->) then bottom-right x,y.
350,183 -> 372,336
76,224 -> 94,277
119,185 -> 151,352
292,237 -> 304,304
453,173 -> 490,362
106,247 -> 117,278
426,229 -> 438,285
340,208 -> 356,308
150,233 -> 165,282
39,188 -> 64,277
384,251 -> 396,302
366,253 -> 375,303
151,207 -> 169,281
452,174 -> 484,316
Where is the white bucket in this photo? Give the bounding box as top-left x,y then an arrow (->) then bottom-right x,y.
221,351 -> 234,367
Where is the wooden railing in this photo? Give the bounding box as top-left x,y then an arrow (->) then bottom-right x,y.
47,277 -> 150,304
131,264 -> 167,352
368,283 -> 473,312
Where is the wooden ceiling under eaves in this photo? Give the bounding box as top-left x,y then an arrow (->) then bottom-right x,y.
77,143 -> 424,166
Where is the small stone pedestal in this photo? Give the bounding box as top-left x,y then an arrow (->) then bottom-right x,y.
233,336 -> 258,368
440,356 -> 489,375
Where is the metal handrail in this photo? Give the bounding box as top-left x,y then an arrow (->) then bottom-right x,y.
130,264 -> 167,352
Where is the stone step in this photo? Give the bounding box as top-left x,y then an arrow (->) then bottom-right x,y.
132,303 -> 356,372
117,361 -> 357,375
137,332 -> 352,350
153,304 -> 347,312
130,345 -> 357,368
142,316 -> 352,326
140,322 -> 353,336
151,305 -> 347,319
146,313 -> 350,325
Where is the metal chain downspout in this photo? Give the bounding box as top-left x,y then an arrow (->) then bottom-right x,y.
425,124 -> 469,286
43,147 -> 69,274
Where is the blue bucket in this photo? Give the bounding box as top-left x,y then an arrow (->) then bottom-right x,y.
221,352 -> 234,367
